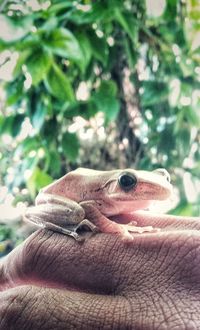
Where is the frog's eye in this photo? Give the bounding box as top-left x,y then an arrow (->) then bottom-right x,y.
118,172 -> 137,191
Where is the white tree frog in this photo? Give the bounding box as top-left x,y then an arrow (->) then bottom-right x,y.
25,168 -> 172,241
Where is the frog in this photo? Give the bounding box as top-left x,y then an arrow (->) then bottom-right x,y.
25,167 -> 172,241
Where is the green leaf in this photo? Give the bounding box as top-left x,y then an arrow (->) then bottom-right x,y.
32,100 -> 47,131
157,126 -> 176,153
26,48 -> 52,86
0,116 -> 14,135
42,118 -> 58,143
124,38 -> 137,70
87,30 -> 108,66
17,137 -> 40,156
46,150 -> 61,176
170,200 -> 195,216
62,132 -> 80,162
27,167 -> 53,197
0,15 -> 32,42
189,163 -> 200,177
12,114 -> 25,137
114,9 -> 138,44
5,78 -> 24,106
75,32 -> 92,70
45,62 -> 75,101
67,3 -> 111,25
186,107 -> 200,127
15,34 -> 40,52
176,126 -> 191,157
140,80 -> 169,107
62,100 -> 99,119
92,80 -> 120,122
175,106 -> 200,133
13,51 -> 30,78
0,116 -> 5,133
163,0 -> 178,20
0,225 -> 13,241
43,28 -> 84,65
47,2 -> 73,15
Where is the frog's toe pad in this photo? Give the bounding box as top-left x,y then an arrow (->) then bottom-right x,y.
125,224 -> 160,234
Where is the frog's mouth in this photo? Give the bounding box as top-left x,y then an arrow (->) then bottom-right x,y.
99,193 -> 173,219
109,182 -> 172,202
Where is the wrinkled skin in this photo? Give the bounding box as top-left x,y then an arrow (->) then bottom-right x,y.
1,213 -> 200,329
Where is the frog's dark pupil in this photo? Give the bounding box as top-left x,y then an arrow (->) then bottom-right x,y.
118,173 -> 137,191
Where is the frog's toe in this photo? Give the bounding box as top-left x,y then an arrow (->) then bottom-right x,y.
75,219 -> 99,233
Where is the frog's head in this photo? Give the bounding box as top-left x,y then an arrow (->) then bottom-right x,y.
104,168 -> 171,199
94,168 -> 172,215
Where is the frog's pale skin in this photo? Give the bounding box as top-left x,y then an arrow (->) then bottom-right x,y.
25,168 -> 172,241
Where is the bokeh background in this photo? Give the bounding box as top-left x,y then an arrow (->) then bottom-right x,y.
0,0 -> 199,254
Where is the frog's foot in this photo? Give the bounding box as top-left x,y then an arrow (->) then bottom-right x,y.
74,219 -> 99,233
42,222 -> 84,241
52,220 -> 99,241
51,220 -> 99,241
105,224 -> 159,242
81,202 -> 160,241
123,223 -> 160,234
24,203 -> 99,241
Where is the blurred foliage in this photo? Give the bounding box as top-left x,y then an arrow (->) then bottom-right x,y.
0,224 -> 20,257
0,0 -> 199,217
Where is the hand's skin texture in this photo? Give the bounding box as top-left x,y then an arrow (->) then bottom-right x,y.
0,214 -> 200,329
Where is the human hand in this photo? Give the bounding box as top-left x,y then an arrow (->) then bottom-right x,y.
0,213 -> 200,329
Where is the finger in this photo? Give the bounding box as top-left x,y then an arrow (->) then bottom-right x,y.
0,230 -> 123,294
0,285 -> 138,330
0,222 -> 200,297
112,211 -> 200,230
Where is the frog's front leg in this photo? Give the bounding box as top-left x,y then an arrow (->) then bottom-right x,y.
80,202 -> 135,241
24,194 -> 98,241
80,202 -> 158,241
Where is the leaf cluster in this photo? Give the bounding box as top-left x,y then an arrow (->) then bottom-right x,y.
0,0 -> 199,215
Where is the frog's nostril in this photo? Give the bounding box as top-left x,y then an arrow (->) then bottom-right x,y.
153,168 -> 171,183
